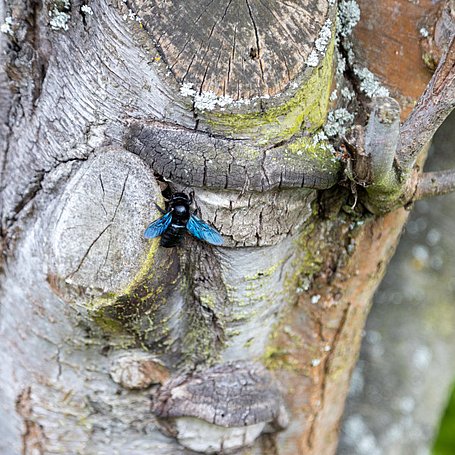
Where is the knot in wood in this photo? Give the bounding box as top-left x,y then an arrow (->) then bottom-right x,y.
109,351 -> 170,389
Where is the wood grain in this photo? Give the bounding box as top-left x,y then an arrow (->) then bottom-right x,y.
133,0 -> 329,99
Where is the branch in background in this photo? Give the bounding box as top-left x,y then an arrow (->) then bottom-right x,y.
397,34 -> 455,170
413,169 -> 455,201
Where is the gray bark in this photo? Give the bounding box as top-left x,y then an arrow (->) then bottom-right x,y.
0,0 -> 340,453
0,0 -> 453,454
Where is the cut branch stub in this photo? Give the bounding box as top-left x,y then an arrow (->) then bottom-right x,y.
153,361 -> 288,453
352,97 -> 405,214
364,96 -> 401,184
133,0 -> 330,100
153,361 -> 288,427
123,0 -> 337,146
48,147 -> 161,296
126,122 -> 341,191
355,34 -> 455,213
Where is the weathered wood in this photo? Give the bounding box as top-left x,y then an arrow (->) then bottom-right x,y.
48,148 -> 161,295
134,0 -> 329,99
153,361 -> 288,427
125,122 -> 341,191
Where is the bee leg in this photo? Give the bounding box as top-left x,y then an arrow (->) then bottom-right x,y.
188,190 -> 195,206
154,202 -> 167,214
188,190 -> 201,216
190,192 -> 202,217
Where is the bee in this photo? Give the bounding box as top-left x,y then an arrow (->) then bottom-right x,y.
144,192 -> 223,248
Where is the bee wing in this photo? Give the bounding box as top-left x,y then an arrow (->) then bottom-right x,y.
144,211 -> 172,238
187,214 -> 223,246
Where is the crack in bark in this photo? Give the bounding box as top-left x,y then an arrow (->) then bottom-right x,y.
8,171 -> 45,227
65,222 -> 112,280
307,300 -> 351,449
336,39 -> 366,114
4,155 -> 89,237
65,171 -> 129,280
245,0 -> 266,86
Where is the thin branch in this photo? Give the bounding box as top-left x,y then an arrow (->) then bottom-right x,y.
413,169 -> 455,201
397,34 -> 455,170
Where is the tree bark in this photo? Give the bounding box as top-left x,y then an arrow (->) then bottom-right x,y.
0,0 -> 452,454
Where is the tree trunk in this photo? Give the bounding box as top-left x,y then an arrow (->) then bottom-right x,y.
0,0 -> 453,454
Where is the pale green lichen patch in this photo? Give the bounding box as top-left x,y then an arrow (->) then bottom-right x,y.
244,259 -> 284,282
123,239 -> 160,294
262,345 -> 298,371
1,17 -> 13,35
287,134 -> 338,171
49,0 -> 71,31
204,33 -> 336,145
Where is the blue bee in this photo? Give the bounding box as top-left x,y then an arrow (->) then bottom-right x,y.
144,192 -> 223,248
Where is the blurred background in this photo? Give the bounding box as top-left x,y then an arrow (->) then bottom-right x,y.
338,111 -> 455,455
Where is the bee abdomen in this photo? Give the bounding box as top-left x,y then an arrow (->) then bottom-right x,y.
160,224 -> 186,248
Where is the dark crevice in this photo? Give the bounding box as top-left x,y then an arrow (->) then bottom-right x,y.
336,38 -> 368,124
7,171 -> 45,228
245,0 -> 266,85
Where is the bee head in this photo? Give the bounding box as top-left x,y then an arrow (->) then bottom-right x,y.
171,192 -> 191,204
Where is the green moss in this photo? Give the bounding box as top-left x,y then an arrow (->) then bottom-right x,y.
87,240 -> 175,351
199,293 -> 216,310
244,259 -> 284,281
123,239 -> 160,294
289,217 -> 325,288
262,345 -> 297,370
206,34 -> 335,145
263,197 -> 368,372
364,147 -> 424,214
243,337 -> 255,348
181,309 -> 222,365
230,311 -> 254,323
365,177 -> 408,215
287,135 -> 340,181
